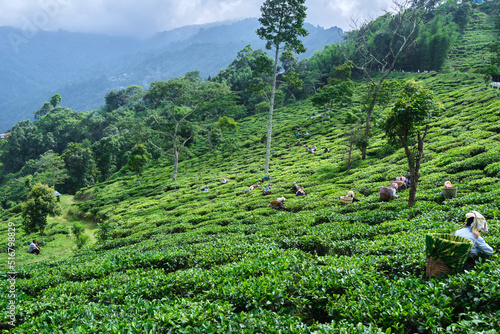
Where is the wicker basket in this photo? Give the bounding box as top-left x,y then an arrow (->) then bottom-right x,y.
425,233 -> 473,277
269,200 -> 280,209
442,187 -> 457,199
379,186 -> 393,202
340,196 -> 354,205
426,257 -> 453,277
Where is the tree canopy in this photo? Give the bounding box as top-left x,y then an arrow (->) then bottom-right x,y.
383,80 -> 441,206
21,182 -> 62,234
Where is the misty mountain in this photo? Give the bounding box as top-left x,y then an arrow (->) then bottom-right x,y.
0,19 -> 343,132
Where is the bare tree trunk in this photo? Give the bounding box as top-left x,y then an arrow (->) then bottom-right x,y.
172,145 -> 179,181
198,171 -> 202,192
346,2 -> 422,159
402,139 -> 419,207
264,44 -> 280,174
401,124 -> 428,207
347,141 -> 353,172
207,132 -> 213,152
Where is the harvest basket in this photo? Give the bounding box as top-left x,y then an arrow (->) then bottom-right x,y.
425,233 -> 473,277
269,200 -> 280,209
442,187 -> 457,199
340,196 -> 353,205
379,186 -> 393,202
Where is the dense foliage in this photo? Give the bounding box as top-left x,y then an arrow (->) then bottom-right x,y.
383,79 -> 442,207
21,183 -> 61,235
0,2 -> 499,332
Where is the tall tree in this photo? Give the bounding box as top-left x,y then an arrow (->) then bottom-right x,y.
194,91 -> 242,151
30,150 -> 69,189
383,80 -> 441,207
144,77 -> 231,181
345,0 -> 423,159
257,0 -> 308,173
128,143 -> 151,186
92,135 -> 120,182
50,94 -> 62,108
311,61 -> 355,128
62,142 -> 96,193
34,102 -> 52,121
1,120 -> 45,173
214,45 -> 274,111
36,107 -> 84,154
104,85 -> 145,112
21,182 -> 61,235
344,111 -> 363,173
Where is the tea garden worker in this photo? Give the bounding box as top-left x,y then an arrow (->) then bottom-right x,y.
276,197 -> 287,209
455,211 -> 494,270
28,239 -> 41,255
440,180 -> 456,199
389,182 -> 399,198
404,174 -> 411,188
346,191 -> 360,202
262,184 -> 272,195
295,187 -> 306,197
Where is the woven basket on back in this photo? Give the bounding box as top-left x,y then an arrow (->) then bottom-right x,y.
442,187 -> 457,199
269,200 -> 280,209
340,196 -> 353,205
379,186 -> 393,202
425,233 -> 473,277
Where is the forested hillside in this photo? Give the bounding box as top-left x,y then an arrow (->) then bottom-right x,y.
0,19 -> 343,133
1,0 -> 500,332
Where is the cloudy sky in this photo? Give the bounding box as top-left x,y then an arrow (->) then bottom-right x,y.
0,0 -> 394,38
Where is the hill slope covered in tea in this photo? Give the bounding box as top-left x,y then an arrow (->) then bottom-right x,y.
1,70 -> 500,333
1,1 -> 500,332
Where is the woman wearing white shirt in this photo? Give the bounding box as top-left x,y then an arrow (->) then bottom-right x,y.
455,211 -> 494,270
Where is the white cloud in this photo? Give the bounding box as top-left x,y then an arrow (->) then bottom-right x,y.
0,0 -> 394,38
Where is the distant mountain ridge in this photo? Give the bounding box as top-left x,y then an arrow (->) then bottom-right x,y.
0,19 -> 344,132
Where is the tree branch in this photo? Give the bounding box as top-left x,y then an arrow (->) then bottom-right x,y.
147,139 -> 173,157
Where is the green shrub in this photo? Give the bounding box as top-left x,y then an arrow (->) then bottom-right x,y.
76,234 -> 90,249
45,223 -> 70,235
485,162 -> 500,177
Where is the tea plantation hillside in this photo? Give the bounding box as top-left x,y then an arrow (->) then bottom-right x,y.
444,7 -> 497,72
1,72 -> 500,332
